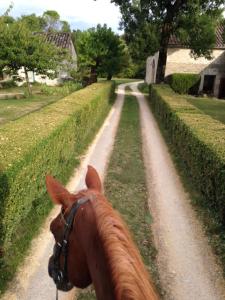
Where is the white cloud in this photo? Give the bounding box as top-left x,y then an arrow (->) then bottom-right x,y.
0,0 -> 122,32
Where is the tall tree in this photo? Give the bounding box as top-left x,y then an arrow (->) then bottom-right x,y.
43,10 -> 61,31
42,10 -> 71,32
0,20 -> 61,95
74,24 -> 129,81
19,14 -> 46,32
108,0 -> 224,82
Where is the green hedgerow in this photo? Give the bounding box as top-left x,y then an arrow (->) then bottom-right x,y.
168,73 -> 200,94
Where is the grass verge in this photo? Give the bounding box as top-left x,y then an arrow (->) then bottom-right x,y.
77,92 -> 162,299
139,83 -> 225,278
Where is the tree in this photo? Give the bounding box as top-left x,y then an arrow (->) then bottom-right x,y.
0,20 -> 61,95
43,10 -> 61,31
109,0 -> 224,82
42,10 -> 71,32
61,20 -> 71,33
74,24 -> 129,82
19,14 -> 46,32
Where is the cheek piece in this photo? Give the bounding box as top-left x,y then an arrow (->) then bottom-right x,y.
48,196 -> 91,297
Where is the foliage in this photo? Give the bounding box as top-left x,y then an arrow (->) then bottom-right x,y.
149,84 -> 225,225
73,24 -> 129,81
0,82 -> 114,293
40,81 -> 82,96
0,19 -> 62,95
18,14 -> 46,32
42,10 -> 71,32
0,80 -> 16,89
168,73 -> 200,94
109,0 -> 224,81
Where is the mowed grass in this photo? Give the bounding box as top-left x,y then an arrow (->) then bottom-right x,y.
77,92 -> 161,299
186,96 -> 225,125
0,94 -> 62,125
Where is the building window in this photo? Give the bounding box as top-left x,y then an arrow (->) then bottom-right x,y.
203,75 -> 216,94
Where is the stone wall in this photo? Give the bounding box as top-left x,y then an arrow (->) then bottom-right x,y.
145,52 -> 159,84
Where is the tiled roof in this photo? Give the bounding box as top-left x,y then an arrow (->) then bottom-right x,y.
38,32 -> 72,49
169,25 -> 225,49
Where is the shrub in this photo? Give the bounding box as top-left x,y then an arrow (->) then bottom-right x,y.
149,84 -> 225,224
0,82 -> 114,291
0,80 -> 17,89
168,73 -> 200,94
40,81 -> 82,96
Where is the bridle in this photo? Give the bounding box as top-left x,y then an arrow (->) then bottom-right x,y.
49,195 -> 91,300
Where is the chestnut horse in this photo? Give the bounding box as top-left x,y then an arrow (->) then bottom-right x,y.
46,165 -> 159,300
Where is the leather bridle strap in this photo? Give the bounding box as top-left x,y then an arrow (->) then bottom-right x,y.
54,195 -> 91,300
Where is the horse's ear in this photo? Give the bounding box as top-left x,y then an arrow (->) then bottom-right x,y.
85,165 -> 102,192
46,175 -> 71,208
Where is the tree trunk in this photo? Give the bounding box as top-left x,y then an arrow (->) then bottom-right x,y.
24,67 -> 32,96
156,47 -> 168,83
156,1 -> 180,83
156,22 -> 172,83
89,65 -> 97,84
107,74 -> 112,81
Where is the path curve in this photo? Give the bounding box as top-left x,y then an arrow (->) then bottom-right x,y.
130,82 -> 225,300
1,83 -> 128,300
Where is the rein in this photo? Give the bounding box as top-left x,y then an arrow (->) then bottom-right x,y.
51,195 -> 91,299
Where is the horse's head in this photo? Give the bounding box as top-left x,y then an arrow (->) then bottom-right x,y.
46,165 -> 102,291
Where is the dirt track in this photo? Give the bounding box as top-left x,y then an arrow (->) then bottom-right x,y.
130,82 -> 225,300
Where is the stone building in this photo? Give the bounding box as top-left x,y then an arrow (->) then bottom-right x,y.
145,26 -> 225,98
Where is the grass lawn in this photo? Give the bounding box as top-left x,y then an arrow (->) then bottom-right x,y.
77,91 -> 161,299
0,94 -> 62,125
0,83 -> 82,125
185,96 -> 225,125
0,84 -> 40,94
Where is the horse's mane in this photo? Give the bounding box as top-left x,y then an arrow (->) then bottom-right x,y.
91,194 -> 158,300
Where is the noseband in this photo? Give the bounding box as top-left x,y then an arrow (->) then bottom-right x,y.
49,195 -> 91,299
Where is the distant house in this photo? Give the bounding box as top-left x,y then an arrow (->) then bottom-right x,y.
145,26 -> 225,98
16,32 -> 77,86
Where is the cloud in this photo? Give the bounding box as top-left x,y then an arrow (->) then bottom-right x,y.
0,0 -> 122,32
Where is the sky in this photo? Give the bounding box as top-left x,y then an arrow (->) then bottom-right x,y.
0,0 -> 122,33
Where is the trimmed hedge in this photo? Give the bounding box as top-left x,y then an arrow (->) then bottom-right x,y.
168,73 -> 200,94
0,81 -> 114,290
149,84 -> 225,223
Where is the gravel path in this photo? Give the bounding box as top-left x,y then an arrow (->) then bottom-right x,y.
1,83 -> 127,300
130,82 -> 225,300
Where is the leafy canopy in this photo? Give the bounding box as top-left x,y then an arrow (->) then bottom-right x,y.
108,0 -> 225,80
73,24 -> 129,80
0,19 -> 62,94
